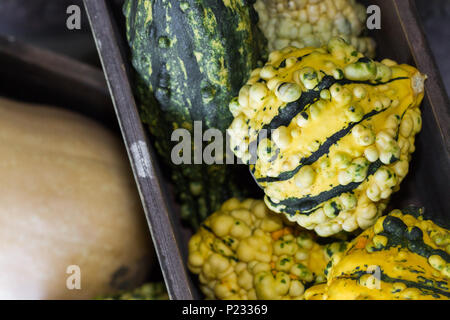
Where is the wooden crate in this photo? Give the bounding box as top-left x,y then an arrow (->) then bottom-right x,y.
0,35 -> 115,127
83,0 -> 450,300
0,35 -> 167,292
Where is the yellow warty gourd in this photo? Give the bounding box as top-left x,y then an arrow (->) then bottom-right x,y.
187,198 -> 341,300
227,37 -> 426,237
305,208 -> 450,300
255,0 -> 376,57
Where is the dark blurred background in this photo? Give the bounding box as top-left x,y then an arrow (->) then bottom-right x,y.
0,0 -> 448,95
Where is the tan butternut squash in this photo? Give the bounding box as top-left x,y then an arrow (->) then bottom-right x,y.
0,97 -> 153,299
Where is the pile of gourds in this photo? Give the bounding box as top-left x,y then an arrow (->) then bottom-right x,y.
124,0 -> 449,300
188,200 -> 449,300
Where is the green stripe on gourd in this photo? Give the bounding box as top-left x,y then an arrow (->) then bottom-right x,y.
304,208 -> 450,300
344,269 -> 450,299
124,0 -> 267,228
227,37 -> 426,237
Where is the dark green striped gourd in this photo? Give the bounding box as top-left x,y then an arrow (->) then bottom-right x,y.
124,0 -> 267,228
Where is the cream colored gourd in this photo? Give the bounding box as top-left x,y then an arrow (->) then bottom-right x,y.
0,97 -> 153,299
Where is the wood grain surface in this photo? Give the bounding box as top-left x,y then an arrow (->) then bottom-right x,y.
83,0 -> 198,300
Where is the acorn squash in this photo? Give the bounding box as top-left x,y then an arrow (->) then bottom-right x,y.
124,0 -> 267,228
